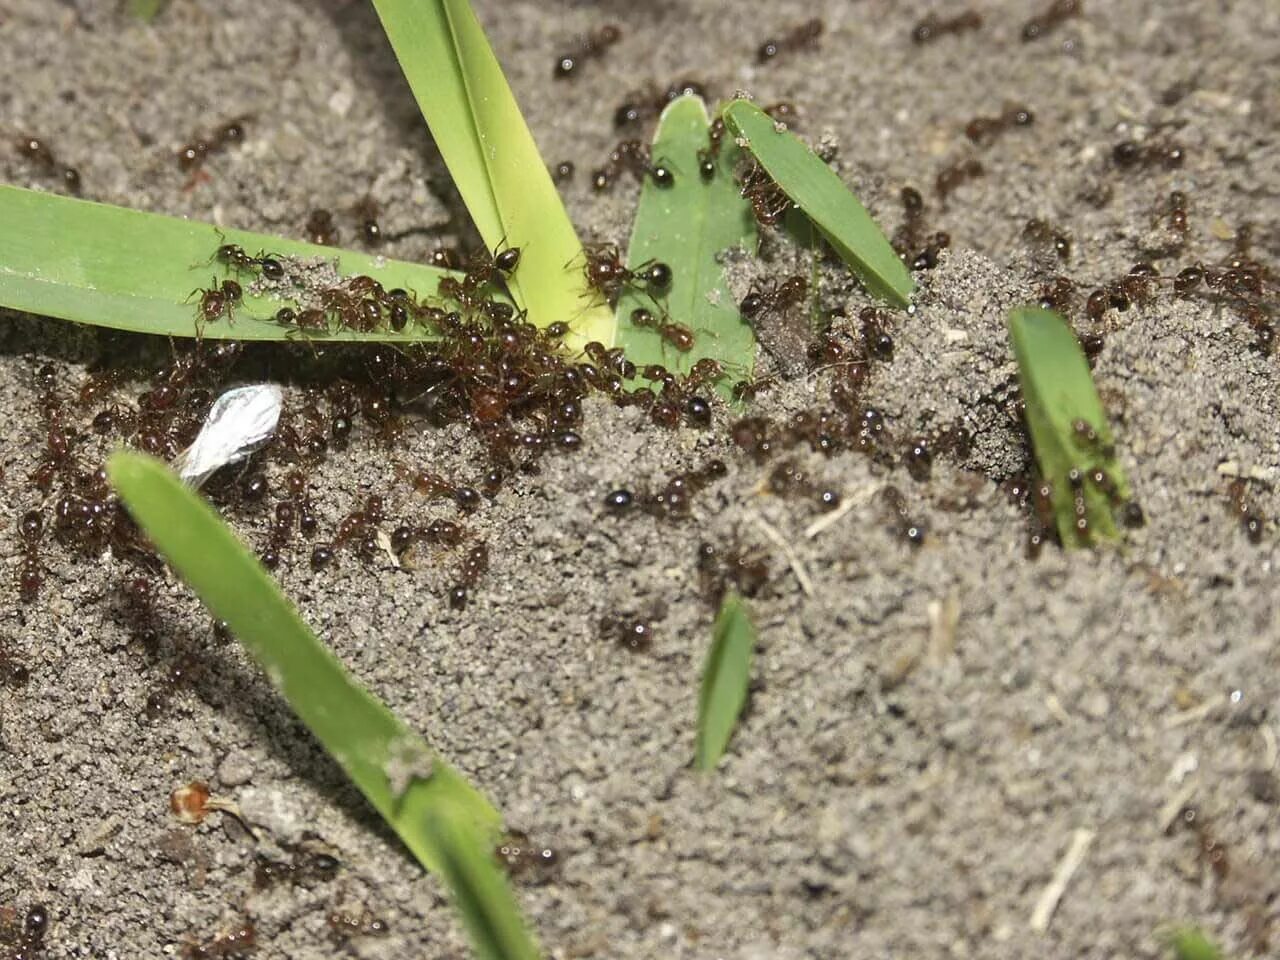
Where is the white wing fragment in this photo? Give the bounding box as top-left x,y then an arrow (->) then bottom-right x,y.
174,384 -> 284,488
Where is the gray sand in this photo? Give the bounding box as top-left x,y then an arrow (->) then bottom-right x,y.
1,1 -> 1278,958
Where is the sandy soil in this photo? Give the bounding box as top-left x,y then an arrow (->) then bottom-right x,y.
1,1 -> 1278,958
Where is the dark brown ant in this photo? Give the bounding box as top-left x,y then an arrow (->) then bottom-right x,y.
881,486 -> 926,546
613,78 -> 709,130
1111,136 -> 1185,170
187,278 -> 241,326
1172,805 -> 1230,883
860,307 -> 895,361
740,274 -> 807,322
1163,190 -> 1189,237
15,134 -> 82,194
1037,275 -> 1077,314
628,307 -> 694,352
1,903 -> 49,956
352,195 -> 383,246
1226,478 -> 1266,544
1023,218 -> 1072,261
738,161 -> 792,226
495,830 -> 561,881
935,158 -> 984,205
176,115 -> 251,172
305,208 -> 338,246
1021,0 -> 1083,42
449,541 -> 489,609
552,160 -> 574,183
253,847 -> 341,890
181,920 -> 256,959
911,10 -> 982,43
591,138 -> 675,191
17,508 -> 45,602
582,243 -> 671,306
757,18 -> 823,64
696,539 -> 769,606
767,459 -> 840,511
600,614 -> 655,651
964,102 -> 1034,146
553,24 -> 621,78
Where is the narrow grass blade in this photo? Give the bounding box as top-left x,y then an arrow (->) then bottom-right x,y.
1008,306 -> 1133,546
696,592 -> 757,771
367,0 -> 614,349
722,100 -> 913,309
105,452 -> 504,871
424,801 -> 542,960
616,95 -> 758,395
1167,929 -> 1223,960
0,186 -> 454,342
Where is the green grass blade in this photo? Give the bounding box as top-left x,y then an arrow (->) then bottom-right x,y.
696,592 -> 757,771
616,95 -> 758,394
1008,306 -> 1133,546
127,0 -> 170,21
1167,929 -> 1223,960
105,452 -> 504,869
0,186 -> 455,342
424,802 -> 542,960
722,100 -> 913,309
367,0 -> 614,349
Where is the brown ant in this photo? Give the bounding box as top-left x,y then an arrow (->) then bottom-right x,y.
935,158 -> 984,205
187,278 -> 242,326
1023,218 -> 1072,261
964,102 -> 1034,146
253,846 -> 341,890
553,24 -> 621,78
1021,0 -> 1083,42
628,307 -> 694,352
1226,478 -> 1266,544
15,134 -> 82,194
1111,136 -> 1185,171
757,18 -> 823,64
305,208 -> 338,246
177,115 -> 250,172
17,508 -> 45,602
591,138 -> 675,191
181,920 -> 256,959
766,458 -> 841,511
911,10 -> 982,43
582,243 -> 671,306
738,161 -> 792,227
613,78 -> 708,130
600,614 -> 655,651
353,195 -> 383,246
327,910 -> 389,940
740,274 -> 807,324
495,830 -> 560,882
449,541 -> 489,609
696,539 -> 769,606
0,903 -> 49,956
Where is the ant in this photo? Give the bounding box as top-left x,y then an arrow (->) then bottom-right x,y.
613,78 -> 708,130
1226,478 -> 1266,544
880,485 -> 926,546
15,134 -> 81,194
1111,136 -> 1185,170
599,613 -> 655,651
935,158 -> 984,205
305,208 -> 338,246
911,10 -> 982,44
327,910 -> 389,940
740,274 -> 807,323
591,139 -> 675,191
964,102 -> 1034,146
449,541 -> 489,609
696,539 -> 769,606
738,161 -> 792,226
553,24 -> 621,78
176,115 -> 251,172
353,195 -> 383,246
181,920 -> 256,959
253,847 -> 341,890
188,277 -> 242,326
1,904 -> 49,956
1023,218 -> 1072,261
495,830 -> 560,881
1161,190 -> 1189,237
17,508 -> 45,602
581,243 -> 671,306
628,307 -> 694,352
766,458 -> 841,511
1021,0 -> 1083,42
757,18 -> 823,64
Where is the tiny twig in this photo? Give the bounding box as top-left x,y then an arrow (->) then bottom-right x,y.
1029,827 -> 1094,933
749,513 -> 814,596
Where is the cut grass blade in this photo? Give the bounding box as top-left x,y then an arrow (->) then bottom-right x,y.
722,99 -> 913,309
106,451 -> 505,868
1008,306 -> 1133,546
696,592 -> 757,771
0,186 -> 455,342
616,95 -> 758,396
424,802 -> 542,960
368,0 -> 614,349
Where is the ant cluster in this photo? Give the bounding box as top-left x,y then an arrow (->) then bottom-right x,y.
0,903 -> 48,959
177,117 -> 249,174
14,135 -> 81,194
1020,0 -> 1082,43
911,10 -> 982,44
964,102 -> 1034,147
891,187 -> 951,271
553,24 -> 621,79
590,139 -> 675,192
756,18 -> 823,64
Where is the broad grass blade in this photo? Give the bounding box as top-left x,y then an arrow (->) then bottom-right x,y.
722,100 -> 913,309
368,0 -> 614,348
106,452 -> 504,869
1008,306 -> 1133,545
617,95 -> 758,396
696,592 -> 757,771
0,186 -> 453,342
